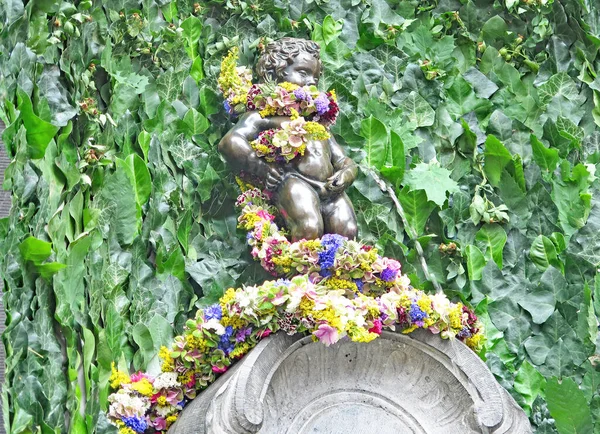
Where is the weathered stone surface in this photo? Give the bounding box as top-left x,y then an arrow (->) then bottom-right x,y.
170,329 -> 531,434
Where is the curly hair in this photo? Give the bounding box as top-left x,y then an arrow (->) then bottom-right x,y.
256,37 -> 322,82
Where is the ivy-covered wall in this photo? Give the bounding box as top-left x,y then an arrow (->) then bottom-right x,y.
0,0 -> 599,432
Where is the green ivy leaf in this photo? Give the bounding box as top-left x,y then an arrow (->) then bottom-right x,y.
117,154 -> 152,209
16,88 -> 59,159
403,162 -> 459,207
483,135 -> 512,186
398,91 -> 435,127
464,244 -> 486,281
475,223 -> 506,268
397,187 -> 436,236
546,377 -> 593,434
530,134 -> 559,173
529,235 -> 560,271
514,361 -> 545,415
19,236 -> 52,264
360,115 -> 388,170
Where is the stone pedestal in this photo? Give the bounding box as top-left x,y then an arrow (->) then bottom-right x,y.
169,329 -> 531,433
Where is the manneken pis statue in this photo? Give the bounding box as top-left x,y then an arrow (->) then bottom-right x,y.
218,38 -> 358,242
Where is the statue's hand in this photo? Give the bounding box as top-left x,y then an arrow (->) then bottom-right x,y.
265,166 -> 285,191
325,168 -> 353,194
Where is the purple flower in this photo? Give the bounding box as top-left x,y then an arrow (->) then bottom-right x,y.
380,267 -> 399,282
293,87 -> 307,100
457,327 -> 472,339
204,304 -> 222,321
122,416 -> 148,433
409,302 -> 427,326
235,327 -> 252,343
314,93 -> 330,115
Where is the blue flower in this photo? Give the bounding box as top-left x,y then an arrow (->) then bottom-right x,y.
204,304 -> 223,321
380,267 -> 398,282
276,278 -> 291,287
318,234 -> 345,275
218,327 -> 235,355
223,99 -> 232,113
314,93 -> 330,115
353,279 -> 364,293
122,416 -> 148,433
409,303 -> 427,324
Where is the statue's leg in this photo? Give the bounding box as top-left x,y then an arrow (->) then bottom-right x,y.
275,177 -> 324,241
321,193 -> 358,239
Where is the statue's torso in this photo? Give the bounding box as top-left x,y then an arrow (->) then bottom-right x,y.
288,139 -> 333,181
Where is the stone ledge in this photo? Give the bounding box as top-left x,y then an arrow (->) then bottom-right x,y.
170,329 -> 531,434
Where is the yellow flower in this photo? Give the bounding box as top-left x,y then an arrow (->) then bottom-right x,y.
449,304 -> 463,330
417,295 -> 433,315
130,378 -> 154,397
280,82 -> 300,92
119,428 -> 137,434
178,370 -> 195,385
229,342 -> 252,358
402,324 -> 418,334
299,298 -> 315,316
465,333 -> 484,351
109,362 -> 130,389
329,89 -> 337,101
235,177 -> 256,192
304,121 -> 330,140
272,255 -> 292,272
259,106 -> 277,117
159,346 -> 175,372
303,240 -> 322,251
325,277 -> 357,293
221,313 -> 246,329
166,415 -> 178,427
289,108 -> 300,120
157,395 -> 168,406
219,288 -> 237,309
347,325 -> 378,343
185,334 -> 208,352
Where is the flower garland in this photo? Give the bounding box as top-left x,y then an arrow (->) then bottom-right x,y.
218,48 -> 339,163
107,188 -> 484,434
108,273 -> 482,433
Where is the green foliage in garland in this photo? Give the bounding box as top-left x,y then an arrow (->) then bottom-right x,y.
0,0 -> 599,432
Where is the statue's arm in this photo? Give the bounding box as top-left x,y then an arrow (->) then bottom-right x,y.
329,135 -> 357,184
218,112 -> 277,180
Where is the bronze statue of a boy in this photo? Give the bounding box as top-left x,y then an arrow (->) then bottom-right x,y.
219,38 -> 358,242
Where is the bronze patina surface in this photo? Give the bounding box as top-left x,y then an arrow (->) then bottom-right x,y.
218,38 -> 358,241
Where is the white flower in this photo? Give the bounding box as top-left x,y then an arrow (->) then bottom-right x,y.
430,293 -> 452,320
203,318 -> 226,335
108,389 -> 150,419
153,372 -> 180,390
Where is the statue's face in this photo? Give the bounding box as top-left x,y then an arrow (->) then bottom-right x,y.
279,51 -> 320,86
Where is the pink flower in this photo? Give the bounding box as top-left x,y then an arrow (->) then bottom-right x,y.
212,365 -> 228,374
130,372 -> 152,382
257,329 -> 272,338
368,319 -> 382,335
313,324 -> 339,346
153,417 -> 167,430
256,209 -> 275,221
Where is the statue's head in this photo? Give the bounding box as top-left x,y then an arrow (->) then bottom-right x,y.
256,37 -> 322,86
